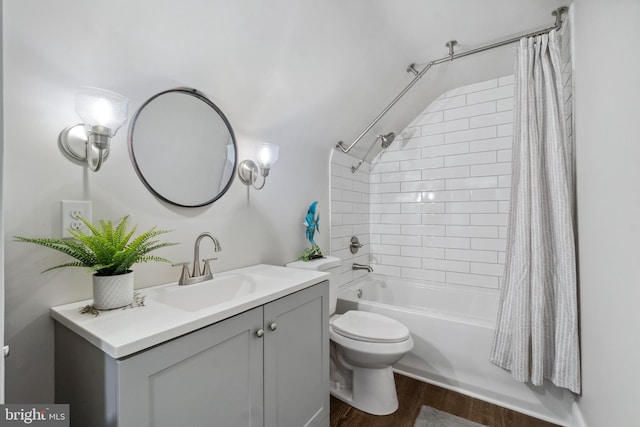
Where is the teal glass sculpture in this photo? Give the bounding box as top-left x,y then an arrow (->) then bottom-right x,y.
301,201 -> 323,261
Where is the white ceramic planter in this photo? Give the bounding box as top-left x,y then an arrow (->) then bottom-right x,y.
93,270 -> 134,310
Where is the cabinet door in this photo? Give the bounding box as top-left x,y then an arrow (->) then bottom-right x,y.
263,281 -> 329,427
117,307 -> 264,427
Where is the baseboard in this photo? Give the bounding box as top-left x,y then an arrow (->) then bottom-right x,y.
394,368 -> 570,427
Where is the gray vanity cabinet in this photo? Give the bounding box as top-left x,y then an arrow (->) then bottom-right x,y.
263,282 -> 330,427
55,281 -> 329,427
117,306 -> 264,426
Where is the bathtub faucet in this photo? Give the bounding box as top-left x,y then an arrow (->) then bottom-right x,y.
352,263 -> 373,272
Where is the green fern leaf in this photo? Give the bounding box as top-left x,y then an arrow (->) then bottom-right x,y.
16,215 -> 176,276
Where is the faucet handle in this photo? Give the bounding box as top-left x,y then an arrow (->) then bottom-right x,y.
172,262 -> 191,285
201,258 -> 217,279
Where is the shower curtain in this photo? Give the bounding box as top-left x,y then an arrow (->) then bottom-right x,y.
489,29 -> 580,394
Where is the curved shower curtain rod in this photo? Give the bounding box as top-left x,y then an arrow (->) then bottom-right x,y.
336,6 -> 569,154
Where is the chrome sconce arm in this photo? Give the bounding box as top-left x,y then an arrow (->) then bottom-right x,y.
238,160 -> 270,190
59,124 -> 113,172
238,142 -> 279,190
58,87 -> 129,172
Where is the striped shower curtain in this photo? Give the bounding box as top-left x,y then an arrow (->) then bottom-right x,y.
489,29 -> 580,394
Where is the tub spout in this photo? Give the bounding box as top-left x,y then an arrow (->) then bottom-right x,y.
352,263 -> 373,272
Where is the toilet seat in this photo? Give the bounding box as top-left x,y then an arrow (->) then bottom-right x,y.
331,311 -> 410,343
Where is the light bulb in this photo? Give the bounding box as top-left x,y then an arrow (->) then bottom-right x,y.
255,143 -> 279,169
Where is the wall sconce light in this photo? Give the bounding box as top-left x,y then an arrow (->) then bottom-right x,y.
237,142 -> 280,190
58,87 -> 129,172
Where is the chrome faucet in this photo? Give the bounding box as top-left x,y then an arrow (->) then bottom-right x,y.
173,232 -> 222,285
352,263 -> 373,272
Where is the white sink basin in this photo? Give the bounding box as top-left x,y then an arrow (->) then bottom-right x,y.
149,273 -> 263,312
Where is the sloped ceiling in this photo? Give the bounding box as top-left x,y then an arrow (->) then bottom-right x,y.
6,0 -> 568,161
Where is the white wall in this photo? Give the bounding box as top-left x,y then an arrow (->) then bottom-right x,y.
330,150 -> 372,286
573,1 -> 640,426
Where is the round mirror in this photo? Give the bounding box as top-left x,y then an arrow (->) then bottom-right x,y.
129,88 -> 237,207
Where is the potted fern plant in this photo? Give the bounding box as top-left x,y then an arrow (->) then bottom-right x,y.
16,215 -> 176,310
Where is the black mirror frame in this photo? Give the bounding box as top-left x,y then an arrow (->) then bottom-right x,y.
128,88 -> 237,208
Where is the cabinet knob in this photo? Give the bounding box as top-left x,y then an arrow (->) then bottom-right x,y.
256,329 -> 265,338
269,322 -> 278,331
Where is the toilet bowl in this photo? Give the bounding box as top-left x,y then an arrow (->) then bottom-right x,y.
285,256 -> 413,416
329,310 -> 413,415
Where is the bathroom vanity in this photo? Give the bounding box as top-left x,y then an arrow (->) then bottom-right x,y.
51,264 -> 330,427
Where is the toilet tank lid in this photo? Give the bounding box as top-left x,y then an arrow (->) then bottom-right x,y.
285,256 -> 342,271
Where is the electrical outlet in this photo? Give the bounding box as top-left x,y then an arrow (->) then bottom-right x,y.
61,200 -> 92,238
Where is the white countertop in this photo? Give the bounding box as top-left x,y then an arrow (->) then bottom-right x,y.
50,264 -> 329,359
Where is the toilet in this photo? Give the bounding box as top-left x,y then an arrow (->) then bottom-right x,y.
286,256 -> 413,415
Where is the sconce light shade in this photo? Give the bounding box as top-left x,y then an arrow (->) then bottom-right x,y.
59,87 -> 129,172
238,142 -> 280,190
75,87 -> 129,137
255,142 -> 279,171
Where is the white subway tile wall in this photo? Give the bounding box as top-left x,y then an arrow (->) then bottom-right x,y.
329,77 -> 513,289
331,66 -> 572,292
389,76 -> 509,289
330,150 -> 372,286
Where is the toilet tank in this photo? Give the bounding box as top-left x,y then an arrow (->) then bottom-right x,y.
285,256 -> 342,314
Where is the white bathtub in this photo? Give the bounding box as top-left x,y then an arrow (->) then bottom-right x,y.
336,274 -> 575,426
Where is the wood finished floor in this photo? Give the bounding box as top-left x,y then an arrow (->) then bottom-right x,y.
329,373 -> 560,427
